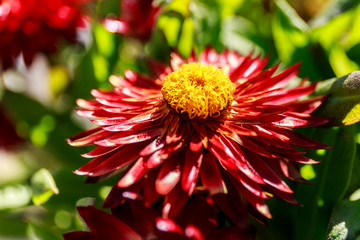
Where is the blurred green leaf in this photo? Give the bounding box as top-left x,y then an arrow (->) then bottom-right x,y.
27,222 -> 62,240
157,13 -> 183,47
309,0 -> 360,28
93,23 -> 116,58
272,0 -> 309,63
329,45 -> 358,77
31,168 -> 59,206
272,0 -> 328,80
311,8 -> 352,50
313,71 -> 360,126
178,17 -> 195,58
327,199 -> 360,240
91,53 -> 109,83
220,16 -> 259,54
310,4 -> 360,76
0,184 -> 32,210
191,0 -> 223,51
164,0 -> 190,16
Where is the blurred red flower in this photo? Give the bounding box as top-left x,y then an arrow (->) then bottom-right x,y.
0,105 -> 22,149
103,0 -> 160,40
68,48 -> 330,220
63,196 -> 255,240
0,0 -> 89,70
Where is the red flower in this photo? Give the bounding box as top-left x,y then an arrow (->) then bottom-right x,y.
103,0 -> 160,40
0,0 -> 89,70
63,196 -> 255,240
68,48 -> 330,220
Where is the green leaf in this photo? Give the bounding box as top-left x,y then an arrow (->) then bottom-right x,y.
293,126 -> 356,240
157,13 -> 183,47
272,0 -> 327,81
328,45 -> 359,77
313,71 -> 360,126
27,223 -> 62,240
272,0 -> 309,63
178,17 -> 195,58
31,168 -> 59,206
93,23 -> 116,58
220,16 -> 260,55
327,199 -> 360,240
310,4 -> 360,76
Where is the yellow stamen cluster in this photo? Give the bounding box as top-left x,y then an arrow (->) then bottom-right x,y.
161,62 -> 235,119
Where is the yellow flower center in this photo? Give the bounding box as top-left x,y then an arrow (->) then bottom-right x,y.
161,62 -> 235,119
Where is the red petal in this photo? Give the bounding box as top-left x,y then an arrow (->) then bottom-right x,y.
235,64 -> 279,94
155,156 -> 182,195
82,146 -> 122,158
199,153 -> 226,195
63,231 -> 96,240
67,127 -> 113,147
170,52 -> 187,70
273,112 -> 330,128
140,138 -> 165,156
181,134 -> 203,192
208,133 -> 265,184
255,125 -> 331,149
285,96 -> 327,114
213,226 -> 255,240
143,168 -> 162,206
227,169 -> 268,199
243,149 -> 293,193
76,99 -> 102,110
230,55 -> 267,80
76,206 -> 141,240
162,184 -> 189,218
156,218 -> 183,235
117,157 -> 148,188
247,63 -> 299,94
76,141 -> 149,177
265,84 -> 316,105
111,200 -> 159,238
109,127 -> 161,145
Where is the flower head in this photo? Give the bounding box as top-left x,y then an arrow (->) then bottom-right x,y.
63,196 -> 255,240
0,0 -> 89,70
68,48 -> 330,220
103,0 -> 160,40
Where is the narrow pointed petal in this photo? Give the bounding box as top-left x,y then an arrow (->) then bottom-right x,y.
67,128 -> 112,147
208,133 -> 265,184
82,146 -> 122,158
243,149 -> 293,193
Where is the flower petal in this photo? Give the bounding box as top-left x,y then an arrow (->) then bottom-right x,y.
199,153 -> 226,195
156,156 -> 182,195
181,134 -> 203,193
117,157 -> 149,188
76,206 -> 141,240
